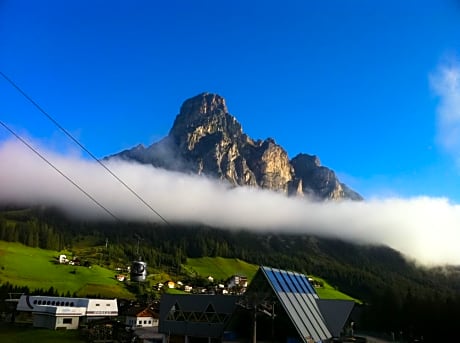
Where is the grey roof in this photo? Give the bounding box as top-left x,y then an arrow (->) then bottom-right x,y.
159,294 -> 238,338
260,266 -> 332,343
317,299 -> 355,337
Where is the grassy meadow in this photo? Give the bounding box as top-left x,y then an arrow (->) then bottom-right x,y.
0,240 -> 359,302
0,323 -> 85,343
183,256 -> 259,282
310,276 -> 362,303
183,257 -> 360,302
0,241 -> 134,298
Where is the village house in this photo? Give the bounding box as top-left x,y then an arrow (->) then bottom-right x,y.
124,306 -> 159,328
58,254 -> 68,264
227,275 -> 248,288
116,274 -> 126,282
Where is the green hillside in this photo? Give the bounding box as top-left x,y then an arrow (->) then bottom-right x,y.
182,256 -> 359,302
0,241 -> 134,299
310,276 -> 361,303
183,257 -> 259,281
0,241 -> 358,302
2,208 -> 460,340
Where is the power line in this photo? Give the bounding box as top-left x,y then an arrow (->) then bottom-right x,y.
0,71 -> 171,226
0,120 -> 121,221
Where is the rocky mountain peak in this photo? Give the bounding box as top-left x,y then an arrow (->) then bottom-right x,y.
169,93 -> 243,151
110,93 -> 362,201
291,154 -> 321,173
179,92 -> 228,117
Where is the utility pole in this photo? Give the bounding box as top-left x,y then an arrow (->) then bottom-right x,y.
105,238 -> 109,261
237,293 -> 276,343
253,304 -> 257,343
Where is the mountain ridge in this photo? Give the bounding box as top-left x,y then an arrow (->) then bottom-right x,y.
110,93 -> 362,201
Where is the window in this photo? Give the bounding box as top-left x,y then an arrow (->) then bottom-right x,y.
63,318 -> 73,324
144,320 -> 147,324
96,303 -> 100,306
106,303 -> 111,306
51,301 -> 55,305
148,320 -> 151,324
33,300 -> 37,304
38,300 -> 42,305
138,320 -> 142,325
70,302 -> 74,307
65,302 -> 69,306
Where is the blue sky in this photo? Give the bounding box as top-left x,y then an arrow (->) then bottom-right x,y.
1,0 -> 460,201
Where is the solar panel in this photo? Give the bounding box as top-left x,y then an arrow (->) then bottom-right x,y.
264,268 -> 283,293
287,271 -> 331,336
291,271 -> 318,296
261,266 -> 332,343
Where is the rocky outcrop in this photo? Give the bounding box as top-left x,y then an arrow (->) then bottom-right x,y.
290,154 -> 362,200
110,93 -> 362,201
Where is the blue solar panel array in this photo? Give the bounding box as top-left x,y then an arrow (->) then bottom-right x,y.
261,266 -> 332,343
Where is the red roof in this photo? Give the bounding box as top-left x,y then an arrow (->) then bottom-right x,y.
125,306 -> 158,318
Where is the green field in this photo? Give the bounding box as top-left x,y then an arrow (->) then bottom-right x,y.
183,257 -> 360,302
310,276 -> 362,303
183,256 -> 259,281
0,241 -> 359,302
0,241 -> 134,299
0,323 -> 85,343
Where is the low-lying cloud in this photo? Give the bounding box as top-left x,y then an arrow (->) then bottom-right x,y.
1,139 -> 460,266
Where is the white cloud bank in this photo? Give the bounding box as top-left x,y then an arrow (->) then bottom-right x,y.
1,139 -> 460,266
431,60 -> 460,164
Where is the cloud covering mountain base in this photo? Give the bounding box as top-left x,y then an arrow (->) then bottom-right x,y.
1,139 -> 460,266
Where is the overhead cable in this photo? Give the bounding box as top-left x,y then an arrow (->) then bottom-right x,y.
0,71 -> 171,226
0,120 -> 121,221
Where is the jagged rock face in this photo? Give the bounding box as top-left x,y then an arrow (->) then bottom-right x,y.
110,92 -> 362,200
291,154 -> 362,200
169,93 -> 243,151
243,138 -> 294,193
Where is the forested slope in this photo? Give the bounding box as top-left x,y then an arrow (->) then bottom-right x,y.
2,206 -> 460,340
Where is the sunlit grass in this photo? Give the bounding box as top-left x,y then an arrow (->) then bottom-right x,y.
183,256 -> 259,281
310,276 -> 362,303
183,256 -> 361,302
0,241 -> 134,299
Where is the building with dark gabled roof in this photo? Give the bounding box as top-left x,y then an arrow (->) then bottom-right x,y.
228,266 -> 355,343
261,266 -> 332,342
158,266 -> 355,343
159,294 -> 239,340
317,299 -> 355,338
